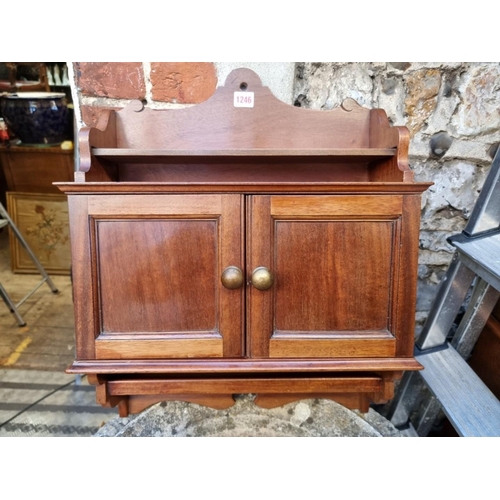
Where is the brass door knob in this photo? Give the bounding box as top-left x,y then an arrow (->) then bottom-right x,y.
221,266 -> 244,289
251,267 -> 274,291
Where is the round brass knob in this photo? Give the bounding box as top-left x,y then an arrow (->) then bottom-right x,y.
251,267 -> 274,291
221,266 -> 244,290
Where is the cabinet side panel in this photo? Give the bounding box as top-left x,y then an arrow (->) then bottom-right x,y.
395,195 -> 422,356
67,195 -> 96,359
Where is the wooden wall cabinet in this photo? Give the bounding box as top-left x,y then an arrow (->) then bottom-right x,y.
58,69 -> 431,416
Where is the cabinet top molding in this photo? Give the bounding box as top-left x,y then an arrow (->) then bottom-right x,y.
78,68 -> 412,180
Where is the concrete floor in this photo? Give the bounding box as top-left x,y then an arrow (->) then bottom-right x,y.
0,228 -> 115,436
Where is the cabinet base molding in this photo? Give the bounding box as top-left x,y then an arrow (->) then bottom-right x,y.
68,358 -> 421,374
86,372 -> 399,416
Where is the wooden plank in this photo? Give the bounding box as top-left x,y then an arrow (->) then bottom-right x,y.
87,194 -> 223,216
92,147 -> 396,158
395,195 -> 422,356
96,220 -> 219,334
67,357 -> 423,374
95,338 -> 223,359
273,221 -> 396,333
271,195 -> 403,217
57,182 -> 433,195
91,74 -> 375,151
247,195 -> 272,357
117,161 -> 373,184
107,377 -> 383,395
67,195 -> 95,359
220,195 -> 245,357
269,338 -> 396,358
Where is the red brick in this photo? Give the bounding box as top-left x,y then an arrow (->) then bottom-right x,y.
150,62 -> 217,104
75,63 -> 146,99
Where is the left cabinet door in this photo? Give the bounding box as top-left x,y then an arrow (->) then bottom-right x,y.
68,194 -> 244,360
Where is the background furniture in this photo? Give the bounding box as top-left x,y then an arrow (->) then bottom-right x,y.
0,145 -> 74,194
59,68 -> 431,416
0,145 -> 74,274
0,62 -> 50,92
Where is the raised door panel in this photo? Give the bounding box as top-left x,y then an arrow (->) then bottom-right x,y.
69,194 -> 244,360
248,194 -> 415,358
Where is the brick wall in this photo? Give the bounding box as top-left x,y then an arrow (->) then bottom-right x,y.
71,62 -> 295,128
74,62 -> 218,127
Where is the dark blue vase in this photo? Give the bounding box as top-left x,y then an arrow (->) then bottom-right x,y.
0,92 -> 68,146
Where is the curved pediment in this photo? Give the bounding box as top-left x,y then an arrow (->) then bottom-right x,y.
86,68 -> 402,151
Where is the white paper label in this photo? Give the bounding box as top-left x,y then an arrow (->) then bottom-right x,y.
234,92 -> 254,108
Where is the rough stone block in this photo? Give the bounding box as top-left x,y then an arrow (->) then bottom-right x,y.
425,93 -> 460,135
94,395 -> 402,437
404,69 -> 441,135
453,64 -> 500,136
150,62 -> 217,104
74,63 -> 146,100
375,75 -> 405,125
293,63 -> 374,110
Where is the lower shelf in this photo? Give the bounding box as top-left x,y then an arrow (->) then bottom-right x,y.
87,372 -> 400,417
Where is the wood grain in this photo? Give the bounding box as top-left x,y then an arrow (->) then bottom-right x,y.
273,220 -> 395,332
57,182 -> 432,195
96,219 -> 218,333
107,376 -> 383,395
269,338 -> 396,358
95,338 -> 223,359
369,109 -> 413,182
87,194 -> 223,216
82,71 -> 375,155
270,194 -> 402,217
247,195 -> 272,357
73,193 -> 244,359
394,195 -> 422,356
92,148 -> 396,158
67,195 -> 96,359
118,161 -> 372,184
0,145 -> 74,193
67,357 -> 424,374
250,195 -> 401,358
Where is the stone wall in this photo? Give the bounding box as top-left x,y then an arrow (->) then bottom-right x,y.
71,61 -> 500,332
294,62 -> 500,331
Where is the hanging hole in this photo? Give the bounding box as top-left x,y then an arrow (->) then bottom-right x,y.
240,82 -> 248,91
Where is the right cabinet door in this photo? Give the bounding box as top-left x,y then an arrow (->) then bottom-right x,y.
247,194 -> 420,359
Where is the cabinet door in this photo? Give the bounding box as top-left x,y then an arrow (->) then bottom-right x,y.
247,195 -> 420,359
69,194 -> 244,360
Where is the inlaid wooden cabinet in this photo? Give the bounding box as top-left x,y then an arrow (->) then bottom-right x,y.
58,69 -> 431,416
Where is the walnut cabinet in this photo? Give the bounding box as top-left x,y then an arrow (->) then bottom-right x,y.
58,68 -> 431,416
